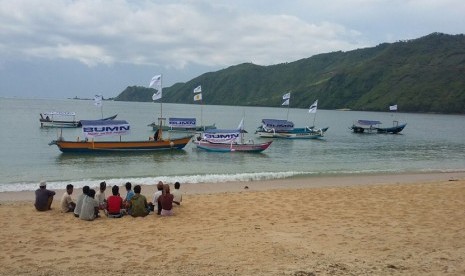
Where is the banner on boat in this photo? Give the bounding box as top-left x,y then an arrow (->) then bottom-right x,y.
169,118 -> 196,128
202,130 -> 240,144
80,120 -> 130,138
261,119 -> 294,131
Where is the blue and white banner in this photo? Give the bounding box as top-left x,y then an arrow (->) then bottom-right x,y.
193,85 -> 202,93
202,130 -> 240,144
81,120 -> 130,138
169,118 -> 196,128
309,100 -> 318,113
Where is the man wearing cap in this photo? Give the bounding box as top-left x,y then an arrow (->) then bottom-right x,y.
35,181 -> 56,211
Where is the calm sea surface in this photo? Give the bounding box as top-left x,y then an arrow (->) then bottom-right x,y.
0,98 -> 464,192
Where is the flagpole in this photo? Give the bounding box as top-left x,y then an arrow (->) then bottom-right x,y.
286,100 -> 290,121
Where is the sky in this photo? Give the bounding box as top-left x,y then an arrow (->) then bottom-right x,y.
0,0 -> 464,99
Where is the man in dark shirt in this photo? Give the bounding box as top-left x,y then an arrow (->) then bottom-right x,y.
35,181 -> 56,211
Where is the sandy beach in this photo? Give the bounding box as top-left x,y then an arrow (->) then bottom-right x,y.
1,172 -> 465,275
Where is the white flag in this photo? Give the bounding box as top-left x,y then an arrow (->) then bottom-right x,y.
149,74 -> 161,89
237,118 -> 244,130
309,100 -> 318,113
149,74 -> 162,101
282,99 -> 289,106
389,104 -> 398,111
94,94 -> 103,107
193,85 -> 202,93
152,90 -> 162,101
282,92 -> 291,100
194,93 -> 202,101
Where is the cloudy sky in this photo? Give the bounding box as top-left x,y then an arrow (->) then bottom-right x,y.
1,0 -> 464,99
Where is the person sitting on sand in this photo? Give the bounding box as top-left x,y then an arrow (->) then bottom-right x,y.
79,189 -> 99,221
128,185 -> 149,217
159,184 -> 174,216
172,181 -> 182,206
74,185 -> 90,218
106,185 -> 125,218
34,181 -> 56,211
60,184 -> 76,213
149,181 -> 164,215
95,181 -> 107,210
123,182 -> 134,209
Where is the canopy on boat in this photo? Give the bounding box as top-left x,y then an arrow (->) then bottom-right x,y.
356,120 -> 382,126
168,118 -> 196,128
202,129 -> 240,144
43,111 -> 76,116
80,119 -> 130,138
261,119 -> 294,131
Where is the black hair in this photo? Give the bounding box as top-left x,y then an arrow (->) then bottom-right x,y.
66,184 -> 73,190
83,186 -> 90,195
100,181 -> 106,190
134,185 -> 141,194
88,189 -> 96,198
125,182 -> 132,190
174,182 -> 180,189
112,185 -> 119,196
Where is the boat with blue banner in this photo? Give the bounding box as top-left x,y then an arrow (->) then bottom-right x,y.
255,99 -> 328,139
193,119 -> 272,153
350,120 -> 407,134
49,119 -> 192,153
148,117 -> 216,132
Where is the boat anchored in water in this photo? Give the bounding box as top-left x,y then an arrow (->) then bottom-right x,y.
49,119 -> 192,153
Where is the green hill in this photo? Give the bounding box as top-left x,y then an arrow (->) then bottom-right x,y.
114,33 -> 465,114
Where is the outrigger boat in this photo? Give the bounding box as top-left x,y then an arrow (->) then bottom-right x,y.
40,112 -> 117,128
49,119 -> 192,153
193,119 -> 272,153
350,120 -> 407,134
148,117 -> 216,132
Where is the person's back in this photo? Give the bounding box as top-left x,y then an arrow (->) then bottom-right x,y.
152,181 -> 164,215
129,185 -> 149,217
80,189 -> 99,221
172,182 -> 182,206
159,184 -> 174,216
35,181 -> 55,211
107,185 -> 124,218
74,186 -> 90,217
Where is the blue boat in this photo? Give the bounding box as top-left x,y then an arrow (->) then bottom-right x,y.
350,120 -> 406,134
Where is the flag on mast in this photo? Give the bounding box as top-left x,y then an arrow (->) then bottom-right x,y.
94,94 -> 103,107
282,92 -> 291,100
282,99 -> 289,106
309,100 -> 318,113
149,75 -> 162,101
194,93 -> 202,101
389,104 -> 398,111
237,118 -> 244,130
193,85 -> 202,93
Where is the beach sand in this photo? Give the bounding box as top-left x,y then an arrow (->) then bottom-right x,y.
1,172 -> 465,275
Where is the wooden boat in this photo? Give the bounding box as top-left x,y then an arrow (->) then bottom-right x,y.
255,99 -> 328,139
193,120 -> 272,153
350,120 -> 406,134
148,117 -> 216,132
49,119 -> 192,153
255,119 -> 328,139
40,112 -> 117,128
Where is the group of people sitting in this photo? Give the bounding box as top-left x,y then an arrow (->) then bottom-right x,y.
34,180 -> 183,221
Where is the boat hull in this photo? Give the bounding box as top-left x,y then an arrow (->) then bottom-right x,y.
193,140 -> 272,153
256,127 -> 328,139
50,136 -> 192,153
376,123 -> 407,134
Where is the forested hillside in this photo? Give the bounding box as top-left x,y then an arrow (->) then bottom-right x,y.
114,33 -> 465,114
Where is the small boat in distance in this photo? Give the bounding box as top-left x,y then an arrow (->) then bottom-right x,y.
49,119 -> 192,153
39,112 -> 117,128
350,120 -> 407,134
193,119 -> 272,153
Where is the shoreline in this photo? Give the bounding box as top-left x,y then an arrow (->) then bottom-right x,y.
1,171 -> 464,203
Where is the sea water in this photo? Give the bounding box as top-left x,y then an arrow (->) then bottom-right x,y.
0,97 -> 464,192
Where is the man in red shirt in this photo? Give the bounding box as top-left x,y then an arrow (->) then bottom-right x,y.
106,185 -> 124,218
